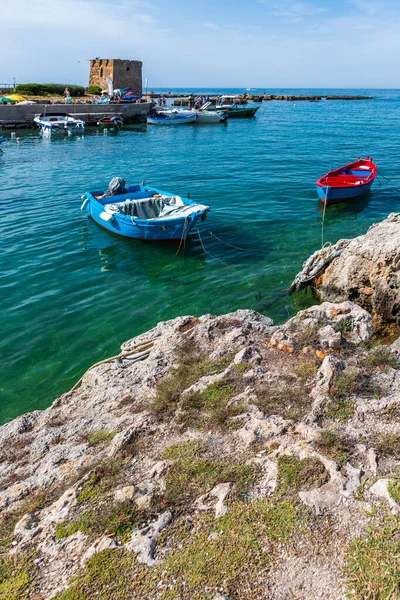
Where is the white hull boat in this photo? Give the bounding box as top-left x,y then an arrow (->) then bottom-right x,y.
155,108 -> 227,124
196,109 -> 227,123
147,111 -> 196,125
33,113 -> 85,135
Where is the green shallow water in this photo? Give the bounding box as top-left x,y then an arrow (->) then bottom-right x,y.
1,88 -> 400,424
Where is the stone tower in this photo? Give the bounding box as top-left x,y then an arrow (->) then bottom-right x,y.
89,59 -> 143,94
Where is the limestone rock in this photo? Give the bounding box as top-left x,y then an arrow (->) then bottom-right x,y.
193,483 -> 231,518
291,214 -> 400,324
370,478 -> 400,514
81,535 -> 119,566
126,511 -> 172,566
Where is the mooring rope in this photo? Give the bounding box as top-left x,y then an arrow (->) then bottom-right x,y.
207,230 -> 245,251
71,339 -> 154,392
175,217 -> 189,256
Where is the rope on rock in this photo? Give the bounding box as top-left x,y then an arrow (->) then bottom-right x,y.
290,239 -> 349,293
71,339 -> 154,392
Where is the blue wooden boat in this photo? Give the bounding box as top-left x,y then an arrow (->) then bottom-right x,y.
316,157 -> 377,205
81,178 -> 210,241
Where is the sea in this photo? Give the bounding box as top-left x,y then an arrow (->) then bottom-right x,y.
1,88 -> 399,424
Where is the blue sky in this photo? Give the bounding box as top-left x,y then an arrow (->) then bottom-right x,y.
2,0 -> 400,88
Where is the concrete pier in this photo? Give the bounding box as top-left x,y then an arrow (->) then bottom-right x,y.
0,102 -> 153,129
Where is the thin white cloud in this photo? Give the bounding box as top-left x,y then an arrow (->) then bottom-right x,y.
204,22 -> 221,30
350,0 -> 379,15
258,0 -> 327,22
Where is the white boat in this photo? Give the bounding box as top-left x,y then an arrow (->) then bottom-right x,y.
196,109 -> 227,123
33,113 -> 85,135
147,112 -> 196,125
156,108 -> 227,124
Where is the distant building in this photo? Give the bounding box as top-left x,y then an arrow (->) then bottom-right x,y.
89,59 -> 142,94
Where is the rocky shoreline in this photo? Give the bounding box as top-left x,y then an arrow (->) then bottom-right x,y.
1,217 -> 400,599
291,213 -> 400,327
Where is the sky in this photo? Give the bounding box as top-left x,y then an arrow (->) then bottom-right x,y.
1,0 -> 400,88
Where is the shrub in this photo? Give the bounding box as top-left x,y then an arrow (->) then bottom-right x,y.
15,83 -> 47,96
16,83 -> 85,97
87,85 -> 102,95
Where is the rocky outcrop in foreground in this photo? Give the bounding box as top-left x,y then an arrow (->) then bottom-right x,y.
291,213 -> 400,326
1,302 -> 400,599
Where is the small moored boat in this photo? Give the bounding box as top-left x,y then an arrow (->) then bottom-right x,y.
147,112 -> 196,125
316,157 -> 377,205
157,108 -> 227,124
202,96 -> 259,118
81,177 -> 210,241
196,109 -> 228,123
97,116 -> 123,130
33,113 -> 85,135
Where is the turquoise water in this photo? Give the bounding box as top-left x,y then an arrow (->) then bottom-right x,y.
1,88 -> 400,424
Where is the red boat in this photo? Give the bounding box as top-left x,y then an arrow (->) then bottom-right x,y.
316,157 -> 377,205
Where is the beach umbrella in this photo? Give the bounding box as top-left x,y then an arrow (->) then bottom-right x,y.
0,97 -> 14,104
5,94 -> 25,102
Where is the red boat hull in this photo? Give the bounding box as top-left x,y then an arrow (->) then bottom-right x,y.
316,157 -> 377,205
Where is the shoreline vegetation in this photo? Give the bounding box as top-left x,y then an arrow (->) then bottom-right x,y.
0,216 -> 399,599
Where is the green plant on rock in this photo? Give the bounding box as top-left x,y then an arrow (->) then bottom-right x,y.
365,346 -> 399,370
388,479 -> 400,505
0,552 -> 35,600
161,440 -> 255,509
159,498 -> 301,599
180,380 -> 241,429
255,377 -> 312,421
276,455 -> 329,498
77,459 -> 123,505
55,497 -> 303,600
151,339 -> 233,420
316,430 -> 353,465
326,397 -> 355,422
329,371 -> 360,399
55,512 -> 97,539
54,549 -> 155,600
345,518 -> 400,599
86,429 -> 115,447
56,500 -> 149,544
373,433 -> 400,460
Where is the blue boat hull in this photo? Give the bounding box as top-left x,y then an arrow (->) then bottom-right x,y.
317,180 -> 373,205
82,185 -> 208,241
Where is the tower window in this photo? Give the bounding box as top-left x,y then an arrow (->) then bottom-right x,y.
126,67 -> 130,71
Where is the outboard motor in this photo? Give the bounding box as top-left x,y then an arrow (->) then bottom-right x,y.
106,177 -> 126,196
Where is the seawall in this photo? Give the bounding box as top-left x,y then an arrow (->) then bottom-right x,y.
0,102 -> 153,128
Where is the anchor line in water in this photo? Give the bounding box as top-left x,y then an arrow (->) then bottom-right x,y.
377,169 -> 391,183
207,231 -> 245,251
175,217 -> 189,256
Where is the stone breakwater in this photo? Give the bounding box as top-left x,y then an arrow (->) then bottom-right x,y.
291,213 -> 400,327
171,93 -> 372,106
1,292 -> 400,598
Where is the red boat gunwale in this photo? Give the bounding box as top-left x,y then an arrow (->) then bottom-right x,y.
316,157 -> 377,189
